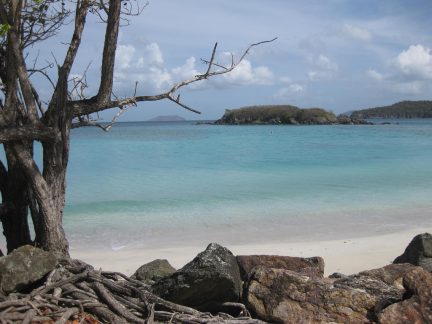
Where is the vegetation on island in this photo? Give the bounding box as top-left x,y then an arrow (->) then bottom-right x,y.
351,100 -> 432,119
215,105 -> 338,125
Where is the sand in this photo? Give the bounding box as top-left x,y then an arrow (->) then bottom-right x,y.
71,227 -> 432,276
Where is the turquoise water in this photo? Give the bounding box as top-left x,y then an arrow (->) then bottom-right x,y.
3,120 -> 432,249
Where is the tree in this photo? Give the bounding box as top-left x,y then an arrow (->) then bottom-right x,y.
0,0 -> 275,257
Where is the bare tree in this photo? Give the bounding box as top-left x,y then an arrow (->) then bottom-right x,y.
0,0 -> 275,257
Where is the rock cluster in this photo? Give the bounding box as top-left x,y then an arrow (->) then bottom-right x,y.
1,233 -> 432,323
336,114 -> 374,125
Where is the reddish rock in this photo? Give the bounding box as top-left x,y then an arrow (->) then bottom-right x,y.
245,267 -> 401,323
236,255 -> 324,280
356,263 -> 419,288
378,267 -> 432,324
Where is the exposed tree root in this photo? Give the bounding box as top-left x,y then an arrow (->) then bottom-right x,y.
0,259 -> 265,323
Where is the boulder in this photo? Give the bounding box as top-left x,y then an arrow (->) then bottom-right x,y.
393,233 -> 432,271
329,272 -> 348,279
245,267 -> 404,323
334,275 -> 405,314
236,255 -> 324,280
356,263 -> 419,288
336,114 -> 373,125
0,245 -> 58,294
151,243 -> 242,312
377,267 -> 432,323
131,259 -> 175,283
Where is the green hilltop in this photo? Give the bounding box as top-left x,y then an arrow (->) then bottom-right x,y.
351,101 -> 432,119
214,105 -> 338,125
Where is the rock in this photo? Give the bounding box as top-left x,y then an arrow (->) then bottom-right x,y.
131,259 -> 175,283
336,114 -> 374,125
356,263 -> 419,288
151,243 -> 242,312
0,245 -> 58,294
236,255 -> 324,280
245,267 -> 405,323
329,272 -> 348,279
393,232 -> 432,271
377,267 -> 432,323
334,275 -> 405,315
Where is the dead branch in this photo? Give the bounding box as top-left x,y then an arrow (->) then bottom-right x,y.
0,259 -> 266,324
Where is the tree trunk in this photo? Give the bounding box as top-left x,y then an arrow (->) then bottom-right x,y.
0,147 -> 32,253
10,140 -> 70,258
34,137 -> 70,257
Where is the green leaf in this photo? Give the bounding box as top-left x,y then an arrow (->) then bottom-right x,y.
0,24 -> 11,36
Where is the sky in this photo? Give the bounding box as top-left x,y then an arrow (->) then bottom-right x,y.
36,0 -> 432,121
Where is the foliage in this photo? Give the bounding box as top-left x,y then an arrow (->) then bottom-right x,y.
0,23 -> 10,36
217,105 -> 337,125
351,101 -> 432,119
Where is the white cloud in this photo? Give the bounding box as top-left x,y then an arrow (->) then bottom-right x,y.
137,43 -> 164,68
366,69 -> 384,81
315,54 -> 338,71
343,24 -> 372,42
171,57 -> 199,80
307,54 -> 338,81
113,43 -> 275,95
221,59 -> 274,85
114,43 -> 172,93
274,82 -> 305,99
365,44 -> 432,95
116,45 -> 135,69
394,44 -> 432,80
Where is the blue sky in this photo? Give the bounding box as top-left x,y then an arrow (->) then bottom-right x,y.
41,0 -> 432,120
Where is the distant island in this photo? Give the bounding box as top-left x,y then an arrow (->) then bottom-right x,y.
351,100 -> 432,119
147,115 -> 186,122
214,105 -> 370,125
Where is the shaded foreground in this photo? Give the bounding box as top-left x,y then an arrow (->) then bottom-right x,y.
0,233 -> 431,323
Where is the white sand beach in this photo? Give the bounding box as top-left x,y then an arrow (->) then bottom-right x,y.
71,227 -> 432,276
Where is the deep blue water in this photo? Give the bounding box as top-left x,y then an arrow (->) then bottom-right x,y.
2,120 -> 432,249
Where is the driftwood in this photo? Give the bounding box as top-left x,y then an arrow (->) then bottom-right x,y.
0,259 -> 265,323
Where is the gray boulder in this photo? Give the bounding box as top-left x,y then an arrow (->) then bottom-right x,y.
393,232 -> 432,271
131,259 -> 176,283
151,243 -> 242,312
0,245 -> 58,294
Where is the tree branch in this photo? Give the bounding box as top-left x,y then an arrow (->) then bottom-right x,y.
96,0 -> 122,103
5,2 -> 40,123
45,0 -> 90,122
0,125 -> 59,143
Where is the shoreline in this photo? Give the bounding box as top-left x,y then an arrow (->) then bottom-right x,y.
71,227 -> 432,276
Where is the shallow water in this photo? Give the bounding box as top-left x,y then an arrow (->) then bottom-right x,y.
3,120 -> 432,250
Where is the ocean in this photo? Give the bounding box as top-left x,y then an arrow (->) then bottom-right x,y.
3,120 -> 432,250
